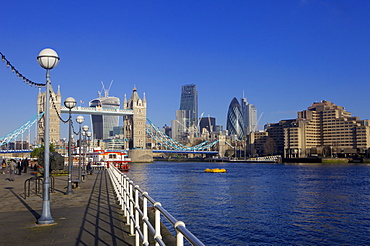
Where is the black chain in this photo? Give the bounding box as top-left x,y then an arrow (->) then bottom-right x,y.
49,89 -> 82,136
0,52 -> 46,87
49,89 -> 69,124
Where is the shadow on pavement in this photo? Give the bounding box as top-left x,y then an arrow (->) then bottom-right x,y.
75,170 -> 133,246
7,186 -> 40,221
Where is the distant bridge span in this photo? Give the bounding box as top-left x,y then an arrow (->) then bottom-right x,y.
60,106 -> 133,116
153,150 -> 218,154
1,111 -> 223,155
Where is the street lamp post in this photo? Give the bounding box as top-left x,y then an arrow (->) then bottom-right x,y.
86,131 -> 92,173
86,131 -> 92,154
37,48 -> 60,224
82,125 -> 89,177
76,115 -> 84,182
65,97 -> 76,195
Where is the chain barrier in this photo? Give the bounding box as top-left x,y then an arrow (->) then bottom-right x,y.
49,89 -> 80,136
49,89 -> 69,124
0,51 -> 46,87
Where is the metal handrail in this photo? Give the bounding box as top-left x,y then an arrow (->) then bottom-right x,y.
107,165 -> 205,246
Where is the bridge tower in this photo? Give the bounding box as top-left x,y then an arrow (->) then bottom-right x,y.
123,87 -> 153,162
37,86 -> 61,145
123,86 -> 146,149
218,134 -> 226,158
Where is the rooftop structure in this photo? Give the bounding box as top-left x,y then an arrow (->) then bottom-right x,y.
89,82 -> 120,140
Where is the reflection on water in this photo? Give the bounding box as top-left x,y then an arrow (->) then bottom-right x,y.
126,162 -> 370,245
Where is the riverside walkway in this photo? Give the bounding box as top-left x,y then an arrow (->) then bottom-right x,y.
0,169 -> 135,246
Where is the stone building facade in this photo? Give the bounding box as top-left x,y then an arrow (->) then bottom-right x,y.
123,87 -> 147,149
249,100 -> 370,158
37,86 -> 61,145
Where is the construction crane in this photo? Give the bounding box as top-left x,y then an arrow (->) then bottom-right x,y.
252,112 -> 264,132
197,112 -> 205,136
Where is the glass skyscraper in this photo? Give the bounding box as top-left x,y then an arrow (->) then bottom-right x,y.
89,96 -> 120,140
226,97 -> 245,139
241,97 -> 257,134
179,84 -> 198,129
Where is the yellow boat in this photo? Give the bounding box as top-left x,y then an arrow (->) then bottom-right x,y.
204,168 -> 227,173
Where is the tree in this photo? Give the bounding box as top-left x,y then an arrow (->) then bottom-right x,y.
322,146 -> 331,158
263,137 -> 276,156
31,144 -> 56,158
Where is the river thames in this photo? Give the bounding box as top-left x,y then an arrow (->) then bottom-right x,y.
126,161 -> 370,245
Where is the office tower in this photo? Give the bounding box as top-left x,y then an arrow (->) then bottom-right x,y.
162,125 -> 172,138
179,84 -> 198,129
172,110 -> 192,141
89,85 -> 120,140
37,86 -> 61,145
226,97 -> 245,139
199,117 -> 216,134
241,97 -> 258,134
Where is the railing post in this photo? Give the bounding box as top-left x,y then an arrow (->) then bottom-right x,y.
129,181 -> 135,235
124,176 -> 129,221
115,169 -> 121,205
135,185 -> 140,246
142,192 -> 149,246
175,221 -> 186,246
154,202 -> 162,246
121,174 -> 126,210
106,165 -> 205,246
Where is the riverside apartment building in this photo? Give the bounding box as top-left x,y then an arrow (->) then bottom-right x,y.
249,100 -> 370,158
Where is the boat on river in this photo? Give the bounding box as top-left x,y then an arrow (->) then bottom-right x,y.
88,149 -> 131,171
204,168 -> 227,173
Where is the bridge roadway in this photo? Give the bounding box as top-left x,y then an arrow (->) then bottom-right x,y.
60,106 -> 134,115
0,169 -> 135,246
153,149 -> 218,154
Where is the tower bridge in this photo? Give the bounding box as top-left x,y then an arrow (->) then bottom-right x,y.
2,87 -> 225,160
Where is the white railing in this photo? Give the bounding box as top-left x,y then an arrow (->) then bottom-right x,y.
107,165 -> 205,246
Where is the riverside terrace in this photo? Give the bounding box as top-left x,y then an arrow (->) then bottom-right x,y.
0,167 -> 201,246
0,169 -> 136,245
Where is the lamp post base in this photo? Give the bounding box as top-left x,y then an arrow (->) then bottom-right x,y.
65,181 -> 74,195
37,201 -> 54,224
37,218 -> 55,225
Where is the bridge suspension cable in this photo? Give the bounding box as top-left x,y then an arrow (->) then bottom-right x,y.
0,113 -> 44,147
146,118 -> 219,151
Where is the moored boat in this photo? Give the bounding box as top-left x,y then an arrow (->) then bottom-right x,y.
88,148 -> 131,171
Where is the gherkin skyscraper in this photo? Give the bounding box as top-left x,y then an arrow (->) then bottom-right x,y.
226,97 -> 245,139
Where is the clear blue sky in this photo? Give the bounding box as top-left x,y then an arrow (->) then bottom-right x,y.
1,0 -> 370,139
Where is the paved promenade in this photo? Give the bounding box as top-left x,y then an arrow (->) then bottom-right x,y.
0,169 -> 135,246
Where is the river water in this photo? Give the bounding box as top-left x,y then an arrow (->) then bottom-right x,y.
126,161 -> 370,245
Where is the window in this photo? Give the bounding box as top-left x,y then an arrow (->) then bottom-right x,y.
109,154 -> 117,159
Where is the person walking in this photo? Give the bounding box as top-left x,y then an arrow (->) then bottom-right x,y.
17,160 -> 22,175
1,159 -> 6,174
87,162 -> 92,175
22,158 -> 28,173
8,159 -> 16,181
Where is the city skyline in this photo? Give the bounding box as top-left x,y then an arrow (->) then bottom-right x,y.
1,1 -> 370,139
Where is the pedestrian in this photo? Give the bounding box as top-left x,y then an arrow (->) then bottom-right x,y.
87,162 -> 92,175
1,159 -> 6,174
8,159 -> 16,181
17,160 -> 22,175
22,158 -> 28,173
